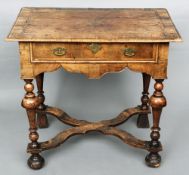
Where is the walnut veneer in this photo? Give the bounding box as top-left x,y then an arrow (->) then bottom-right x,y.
6,8 -> 181,170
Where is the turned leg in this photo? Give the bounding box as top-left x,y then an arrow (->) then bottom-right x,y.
145,79 -> 166,168
137,73 -> 151,128
36,73 -> 49,128
22,79 -> 45,170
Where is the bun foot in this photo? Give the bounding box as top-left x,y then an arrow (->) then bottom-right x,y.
137,114 -> 150,128
145,153 -> 161,168
28,154 -> 45,170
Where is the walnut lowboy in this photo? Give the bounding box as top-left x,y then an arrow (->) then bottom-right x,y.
7,8 -> 181,170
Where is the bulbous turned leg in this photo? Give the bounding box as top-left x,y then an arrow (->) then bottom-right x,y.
137,73 -> 151,128
145,79 -> 166,168
36,73 -> 49,128
22,79 -> 45,170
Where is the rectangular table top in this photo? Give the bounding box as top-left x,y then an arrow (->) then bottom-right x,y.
6,7 -> 181,43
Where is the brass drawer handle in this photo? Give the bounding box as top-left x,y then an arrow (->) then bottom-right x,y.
88,43 -> 102,54
123,48 -> 136,57
53,47 -> 67,56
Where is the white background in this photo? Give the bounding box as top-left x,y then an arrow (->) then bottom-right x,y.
0,1 -> 188,175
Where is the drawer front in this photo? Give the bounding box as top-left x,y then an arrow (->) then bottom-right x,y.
30,42 -> 158,63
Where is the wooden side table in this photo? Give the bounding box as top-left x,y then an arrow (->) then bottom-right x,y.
6,8 -> 181,169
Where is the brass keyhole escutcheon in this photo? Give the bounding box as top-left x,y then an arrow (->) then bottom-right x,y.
88,43 -> 102,54
53,47 -> 67,56
123,48 -> 136,57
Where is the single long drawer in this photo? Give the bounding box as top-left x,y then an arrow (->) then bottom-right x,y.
30,42 -> 158,63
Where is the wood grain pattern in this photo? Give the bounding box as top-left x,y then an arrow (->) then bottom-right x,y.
36,73 -> 49,128
31,42 -> 158,63
6,8 -> 182,42
145,79 -> 166,168
39,126 -> 149,151
39,106 -> 150,127
19,42 -> 169,79
137,73 -> 151,128
21,79 -> 44,169
26,106 -> 160,153
7,8 -> 181,169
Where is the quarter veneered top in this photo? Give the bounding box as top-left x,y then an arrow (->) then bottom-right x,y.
6,7 -> 182,42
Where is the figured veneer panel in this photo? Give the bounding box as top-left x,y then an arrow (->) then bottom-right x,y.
31,42 -> 158,63
7,8 -> 181,42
